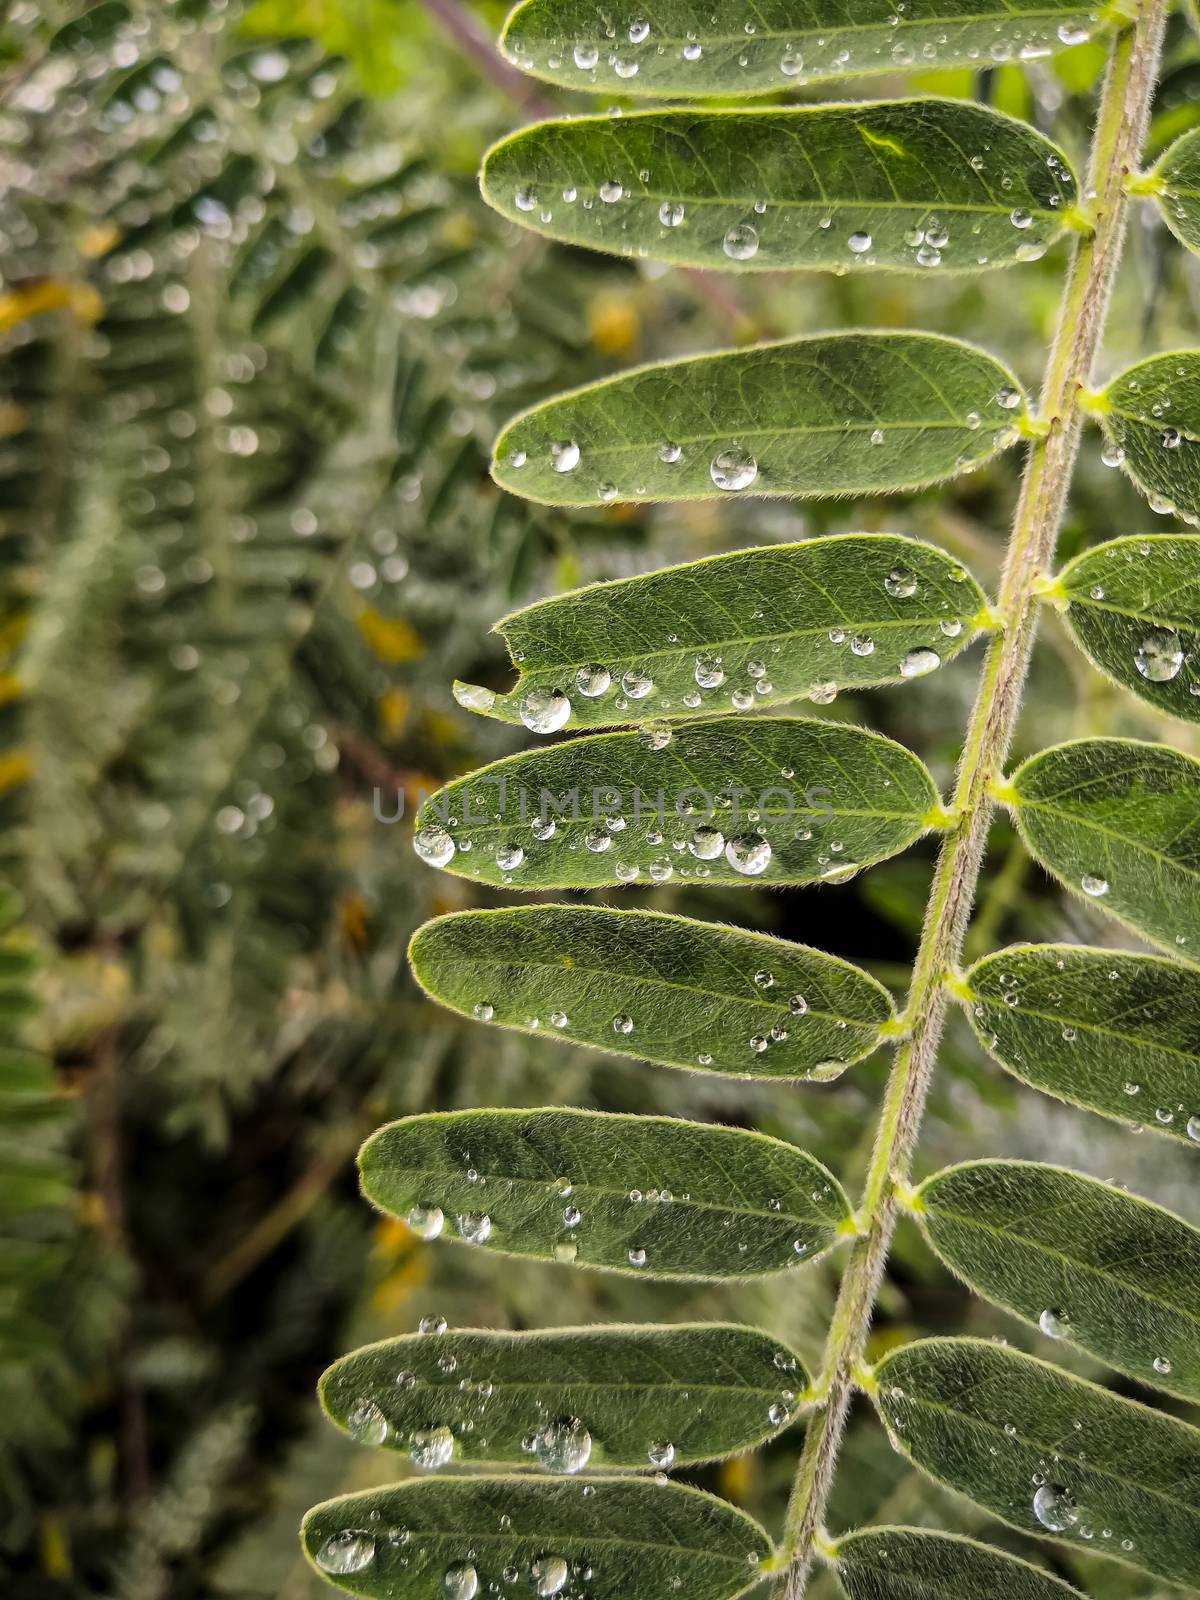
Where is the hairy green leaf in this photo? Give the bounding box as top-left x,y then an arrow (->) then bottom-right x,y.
498,0 -> 1100,99
481,102 -> 1077,274
412,718 -> 941,890
963,944 -> 1200,1144
409,905 -> 894,1081
492,333 -> 1026,507
873,1338 -> 1200,1588
917,1159 -> 1200,1400
454,536 -> 989,731
1055,534 -> 1200,720
1007,737 -> 1200,959
319,1322 -> 808,1468
834,1526 -> 1084,1600
358,1107 -> 852,1279
302,1477 -> 774,1599
1152,127 -> 1200,254
1099,351 -> 1200,522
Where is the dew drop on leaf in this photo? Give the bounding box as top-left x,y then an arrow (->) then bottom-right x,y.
317,1530 -> 375,1574
1033,1484 -> 1078,1531
406,1203 -> 445,1240
710,448 -> 758,491
648,1441 -> 676,1468
532,1556 -> 570,1597
444,1563 -> 479,1600
659,201 -> 685,227
725,835 -> 772,876
1039,1308 -> 1071,1339
575,664 -> 611,698
885,565 -> 918,599
613,1013 -> 634,1034
414,825 -> 455,867
723,223 -> 759,260
1081,874 -> 1109,897
550,440 -> 580,473
410,1424 -> 455,1468
1135,628 -> 1185,682
520,688 -> 571,732
533,1416 -> 592,1473
900,647 -> 940,678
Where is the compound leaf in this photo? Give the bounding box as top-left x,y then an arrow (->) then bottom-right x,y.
917,1159 -> 1200,1401
1152,127 -> 1200,255
319,1322 -> 809,1468
834,1527 -> 1084,1600
498,0 -> 1100,99
1007,737 -> 1200,960
454,536 -> 988,731
412,718 -> 941,891
409,905 -> 894,1081
492,333 -> 1026,507
358,1107 -> 852,1279
1099,351 -> 1200,522
1055,534 -> 1200,721
962,944 -> 1200,1144
302,1477 -> 774,1599
873,1338 -> 1200,1589
481,101 -> 1077,273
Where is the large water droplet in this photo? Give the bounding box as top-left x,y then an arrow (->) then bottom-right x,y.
520,687 -> 571,732
576,663 -> 611,698
573,42 -> 599,68
613,1013 -> 634,1034
1081,874 -> 1109,897
710,447 -> 758,491
532,1555 -> 570,1597
1039,1308 -> 1071,1339
885,565 -> 918,599
1153,1354 -> 1173,1376
550,440 -> 580,473
723,223 -> 759,260
533,1416 -> 593,1473
1135,628 -> 1185,683
688,825 -> 725,859
496,844 -> 525,872
457,1212 -> 492,1244
348,1399 -> 389,1444
900,647 -> 940,678
847,230 -> 872,254
695,653 -> 725,688
410,1424 -> 456,1468
414,825 -> 455,868
1033,1484 -> 1079,1532
444,1563 -> 479,1600
599,179 -> 624,203
725,834 -> 772,876
406,1203 -> 445,1240
317,1530 -> 376,1574
659,201 -> 685,227
647,1441 -> 676,1468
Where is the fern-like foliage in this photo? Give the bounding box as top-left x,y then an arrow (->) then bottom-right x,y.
308,1 -> 1200,1598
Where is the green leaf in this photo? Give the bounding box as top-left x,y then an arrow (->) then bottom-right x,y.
454,536 -> 989,731
1098,351 -> 1200,522
302,1477 -> 774,1599
917,1159 -> 1200,1401
319,1322 -> 809,1468
409,905 -> 894,1081
1151,127 -> 1200,255
492,333 -> 1026,507
872,1338 -> 1200,1589
498,0 -> 1101,99
834,1527 -> 1084,1600
962,944 -> 1200,1144
358,1107 -> 852,1279
412,717 -> 942,891
481,101 -> 1077,274
1007,737 -> 1200,959
1055,534 -> 1200,721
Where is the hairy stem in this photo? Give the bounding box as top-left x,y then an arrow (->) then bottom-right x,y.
780,5 -> 1167,1589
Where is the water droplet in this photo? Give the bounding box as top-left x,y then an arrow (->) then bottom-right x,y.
406,1204 -> 445,1240
599,179 -> 624,203
1162,426 -> 1182,449
613,57 -> 639,76
810,681 -> 837,704
688,825 -> 724,859
1101,439 -> 1125,467
768,1400 -> 790,1426
659,201 -> 685,227
532,1556 -> 570,1597
317,1531 -> 376,1574
629,17 -> 650,41
1010,208 -> 1033,229
627,1246 -> 647,1266
725,835 -> 772,876
444,1563 -> 479,1600
419,1314 -> 448,1334
533,1416 -> 593,1473
694,653 -> 726,688
996,385 -> 1022,410
520,687 -> 571,733
551,440 -> 580,473
781,50 -> 804,74
455,682 -> 497,712
414,825 -> 455,868
1033,1484 -> 1079,1531
710,446 -> 758,490
658,441 -> 682,463
620,668 -> 653,700
900,647 -> 940,678
457,1212 -> 492,1244
576,663 -> 611,698
474,1001 -> 495,1021
848,230 -> 873,254
648,1441 -> 676,1468
348,1399 -> 389,1445
1135,628 -> 1185,682
515,188 -> 538,213
723,223 -> 759,260
585,828 -> 612,853
682,40 -> 702,59
613,1013 -> 634,1034
1057,22 -> 1090,43
410,1424 -> 455,1468
573,42 -> 599,68
1187,1115 -> 1200,1141
1081,874 -> 1109,897
639,720 -> 672,750
885,565 -> 918,599
851,633 -> 875,656
1039,1308 -> 1071,1339
1153,1355 -> 1173,1376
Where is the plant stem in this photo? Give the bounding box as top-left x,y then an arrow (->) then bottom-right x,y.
780,6 -> 1167,1590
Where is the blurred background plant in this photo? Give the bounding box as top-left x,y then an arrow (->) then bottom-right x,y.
1,1 -> 1199,1596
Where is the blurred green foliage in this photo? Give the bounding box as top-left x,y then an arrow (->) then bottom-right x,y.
0,1 -> 1198,1597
